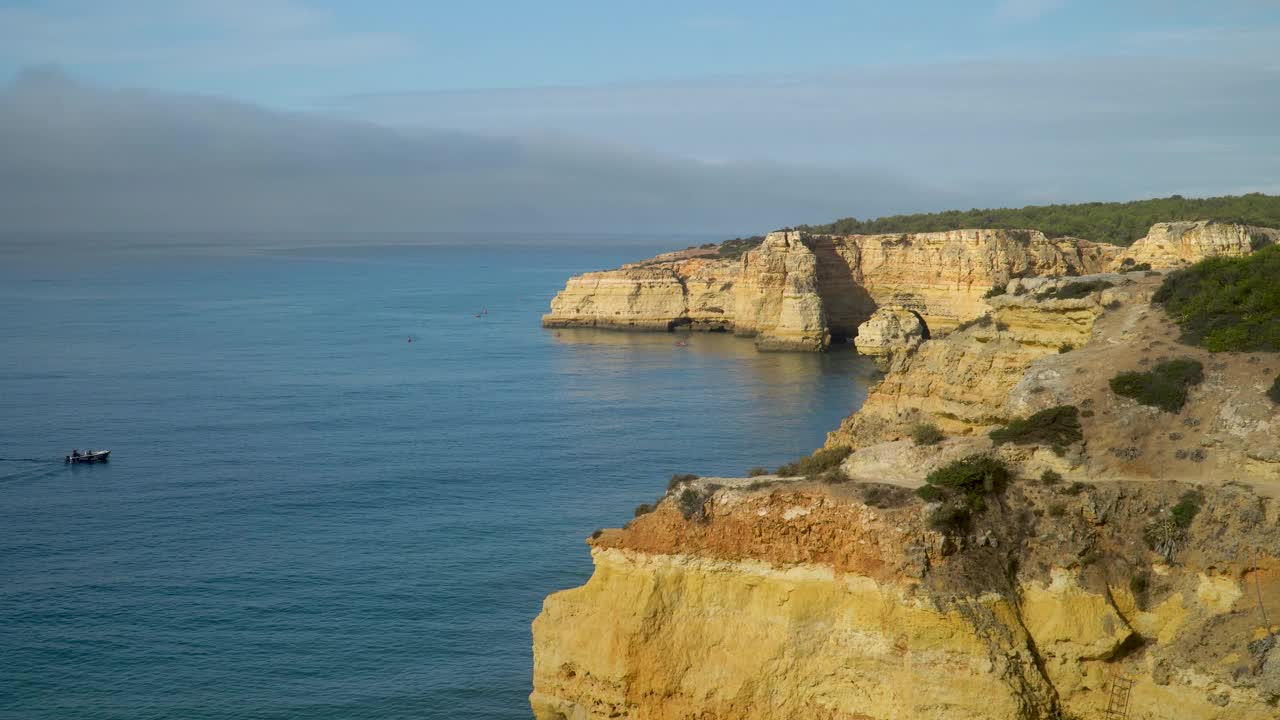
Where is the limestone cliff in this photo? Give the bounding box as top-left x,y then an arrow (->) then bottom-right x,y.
1111,221 -> 1280,270
532,257 -> 1280,719
543,229 -> 1118,351
532,478 -> 1280,719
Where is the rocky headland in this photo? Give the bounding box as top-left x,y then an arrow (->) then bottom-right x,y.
533,218 -> 1280,719
542,221 -> 1275,354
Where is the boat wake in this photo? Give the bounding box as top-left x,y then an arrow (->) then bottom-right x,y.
0,457 -> 46,463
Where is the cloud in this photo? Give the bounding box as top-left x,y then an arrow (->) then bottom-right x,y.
332,55 -> 1280,205
0,70 -> 955,235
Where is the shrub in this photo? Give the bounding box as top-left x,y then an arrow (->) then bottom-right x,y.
1171,490 -> 1203,528
747,466 -> 769,477
1040,469 -> 1063,485
1109,358 -> 1204,412
1104,299 -> 1123,310
1269,375 -> 1280,404
984,284 -> 1007,299
677,487 -> 706,519
634,503 -> 655,517
668,473 -> 699,491
820,468 -> 851,484
926,455 -> 1012,495
1042,279 -> 1114,300
1152,245 -> 1280,352
1058,343 -> 1075,354
1048,502 -> 1066,517
909,422 -> 944,446
1129,262 -> 1152,272
915,484 -> 946,502
1058,481 -> 1089,496
989,405 -> 1083,447
745,480 -> 773,491
776,446 -> 852,478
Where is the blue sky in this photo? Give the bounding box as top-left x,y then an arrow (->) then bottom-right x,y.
2,1 -> 1275,106
1,1 -> 1279,233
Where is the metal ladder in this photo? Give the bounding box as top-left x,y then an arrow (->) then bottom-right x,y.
1102,675 -> 1133,720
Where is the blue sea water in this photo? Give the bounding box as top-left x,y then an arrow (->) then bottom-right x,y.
0,235 -> 878,720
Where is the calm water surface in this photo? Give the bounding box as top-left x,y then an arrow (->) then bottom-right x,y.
0,235 -> 877,719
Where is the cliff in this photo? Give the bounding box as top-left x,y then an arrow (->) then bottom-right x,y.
543,229 -> 1118,351
1112,221 -> 1280,270
532,258 -> 1280,718
532,478 -> 1280,719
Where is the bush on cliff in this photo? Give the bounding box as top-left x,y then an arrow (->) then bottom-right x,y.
1109,359 -> 1204,413
989,406 -> 1082,447
1270,375 -> 1280,405
715,236 -> 765,259
667,473 -> 699,491
776,446 -> 852,478
909,422 -> 944,446
915,455 -> 1012,531
1152,245 -> 1280,352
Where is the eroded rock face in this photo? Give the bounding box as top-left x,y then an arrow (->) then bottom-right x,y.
542,228 -> 1119,350
736,231 -> 830,351
854,307 -> 926,357
531,480 -> 1280,720
1112,220 -> 1280,270
542,256 -> 739,331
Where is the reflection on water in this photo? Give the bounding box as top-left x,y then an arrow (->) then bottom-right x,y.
548,327 -> 881,461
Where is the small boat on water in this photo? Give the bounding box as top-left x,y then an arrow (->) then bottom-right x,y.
66,449 -> 110,464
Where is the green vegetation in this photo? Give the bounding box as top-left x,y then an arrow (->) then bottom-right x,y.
1152,245 -> 1280,352
747,466 -> 769,477
715,235 -> 765,259
1171,491 -> 1203,529
797,193 -> 1280,246
667,473 -> 699,491
1119,258 -> 1152,272
776,446 -> 852,478
915,455 -> 1013,531
1040,279 -> 1113,300
677,487 -> 705,519
1270,375 -> 1280,405
634,503 -> 654,517
1109,359 -> 1205,413
1048,502 -> 1066,518
989,406 -> 1083,447
909,422 -> 944,446
1040,469 -> 1063,485
983,284 -> 1007,299
1058,343 -> 1074,354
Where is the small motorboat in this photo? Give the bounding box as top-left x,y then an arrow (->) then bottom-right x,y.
66,449 -> 110,464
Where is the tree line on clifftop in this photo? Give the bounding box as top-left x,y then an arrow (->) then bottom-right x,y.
717,193 -> 1280,252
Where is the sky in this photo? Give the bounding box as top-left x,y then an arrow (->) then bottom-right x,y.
1,0 -> 1279,234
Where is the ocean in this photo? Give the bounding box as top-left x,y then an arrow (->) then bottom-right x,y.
0,235 -> 878,719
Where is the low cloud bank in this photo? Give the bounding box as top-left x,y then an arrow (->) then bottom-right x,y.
0,69 -> 954,236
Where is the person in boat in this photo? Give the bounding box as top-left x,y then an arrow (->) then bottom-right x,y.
71,449 -> 80,457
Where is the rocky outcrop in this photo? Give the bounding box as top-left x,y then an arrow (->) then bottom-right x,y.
734,231 -> 830,351
532,258 -> 1280,719
829,273 -> 1137,446
543,229 -> 1118,350
542,256 -> 739,331
532,478 -> 1280,719
853,307 -> 927,357
1111,220 -> 1280,270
